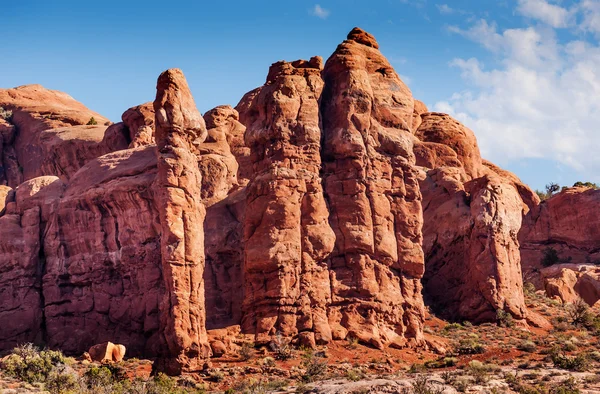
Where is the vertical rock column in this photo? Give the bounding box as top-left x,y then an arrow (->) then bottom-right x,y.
320,28 -> 425,348
154,69 -> 211,373
242,58 -> 336,346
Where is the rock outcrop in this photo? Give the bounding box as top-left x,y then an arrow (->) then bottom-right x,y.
415,111 -> 530,322
0,27 -> 560,372
320,29 -> 425,348
153,68 -> 211,373
0,85 -> 116,187
88,342 -> 127,363
122,102 -> 155,148
539,264 -> 600,306
520,187 -> 600,276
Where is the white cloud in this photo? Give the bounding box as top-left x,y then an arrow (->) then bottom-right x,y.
311,4 -> 330,19
580,0 -> 600,34
516,0 -> 574,28
437,8 -> 600,182
436,4 -> 454,14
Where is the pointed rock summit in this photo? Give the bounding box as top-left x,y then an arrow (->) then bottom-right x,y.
347,27 -> 379,48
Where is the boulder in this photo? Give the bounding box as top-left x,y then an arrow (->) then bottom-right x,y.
88,342 -> 127,363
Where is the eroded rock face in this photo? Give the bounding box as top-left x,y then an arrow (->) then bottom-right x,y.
415,113 -> 483,179
242,56 -> 338,347
540,264 -> 600,306
153,68 -> 211,373
42,147 -> 162,356
520,187 -> 600,276
0,85 -> 114,186
0,27 -> 552,368
122,102 -> 155,148
416,113 -> 529,322
198,106 -> 242,205
0,176 -> 65,350
320,30 -> 425,348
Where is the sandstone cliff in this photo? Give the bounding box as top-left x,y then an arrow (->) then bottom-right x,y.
0,27 -> 560,373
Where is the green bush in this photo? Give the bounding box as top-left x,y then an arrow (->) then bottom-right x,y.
567,299 -> 594,327
541,247 -> 560,267
551,352 -> 589,372
346,368 -> 365,382
45,365 -> 79,394
572,181 -> 598,189
456,336 -> 486,355
1,343 -> 67,383
497,309 -> 515,327
300,349 -> 327,382
411,375 -> 445,394
86,117 -> 98,125
517,340 -> 537,353
238,342 -> 255,361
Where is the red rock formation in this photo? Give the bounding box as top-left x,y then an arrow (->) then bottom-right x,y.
89,342 -> 127,363
204,190 -> 245,330
42,147 -> 162,356
122,102 -> 155,148
0,27 -> 554,366
153,68 -> 211,373
242,56 -> 337,347
416,113 -> 529,322
0,85 -> 112,186
540,264 -> 600,306
198,106 -> 242,205
520,187 -> 600,276
0,176 -> 65,350
415,112 -> 483,179
320,28 -> 425,348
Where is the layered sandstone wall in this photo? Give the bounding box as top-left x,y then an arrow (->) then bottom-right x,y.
0,27 -> 555,373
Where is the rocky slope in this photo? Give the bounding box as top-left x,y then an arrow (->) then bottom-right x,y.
0,27 -> 580,374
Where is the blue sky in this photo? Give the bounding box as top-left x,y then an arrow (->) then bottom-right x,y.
2,0 -> 600,191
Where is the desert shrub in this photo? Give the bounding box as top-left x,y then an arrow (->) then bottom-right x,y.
546,183 -> 560,196
270,332 -> 292,360
346,336 -> 359,349
410,375 -> 445,394
83,365 -> 113,389
346,368 -> 365,382
551,352 -> 589,372
232,378 -> 286,394
238,342 -> 255,361
443,323 -> 463,332
567,299 -> 594,327
300,349 -> 327,382
517,340 -> 537,353
424,357 -> 458,368
262,356 -> 276,367
535,190 -> 549,201
467,360 -> 492,384
45,364 -> 79,394
209,370 -> 224,382
541,247 -> 560,267
451,379 -> 471,393
0,106 -> 13,121
524,282 -> 536,296
573,181 -> 598,189
456,335 -> 486,355
87,117 -> 98,125
551,377 -> 581,394
1,343 -> 67,383
408,363 -> 427,373
497,309 -> 515,327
